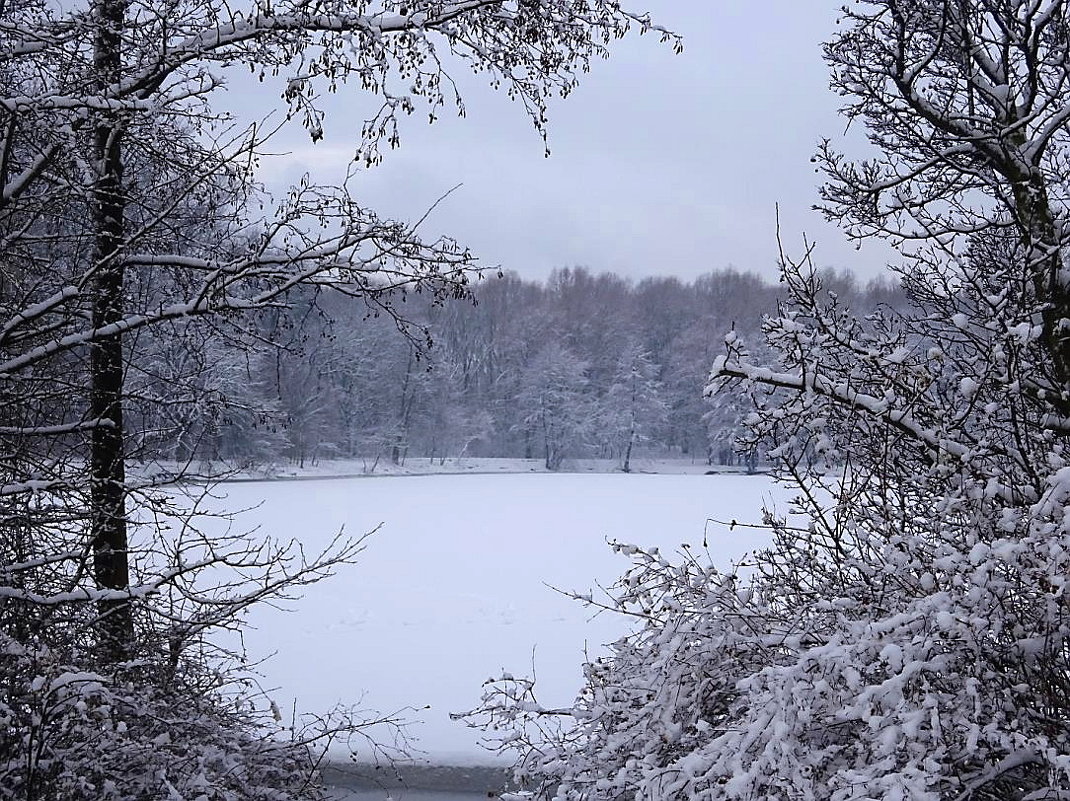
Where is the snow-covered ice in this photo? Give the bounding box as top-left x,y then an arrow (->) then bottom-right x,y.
195,472 -> 781,765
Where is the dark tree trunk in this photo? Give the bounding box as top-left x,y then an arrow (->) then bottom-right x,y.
90,0 -> 133,662
1010,171 -> 1070,413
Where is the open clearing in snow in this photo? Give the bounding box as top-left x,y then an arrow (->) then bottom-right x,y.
193,472 -> 784,765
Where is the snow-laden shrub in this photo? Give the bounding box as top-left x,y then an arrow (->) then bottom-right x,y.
0,629 -> 321,801
0,496 -> 385,801
464,1 -> 1070,796
465,250 -> 1070,800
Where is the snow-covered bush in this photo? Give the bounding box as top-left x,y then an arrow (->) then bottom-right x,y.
0,631 -> 320,801
467,251 -> 1070,800
464,2 -> 1070,798
0,492 -> 388,801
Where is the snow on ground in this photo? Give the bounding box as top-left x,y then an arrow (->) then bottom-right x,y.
191,472 -> 784,766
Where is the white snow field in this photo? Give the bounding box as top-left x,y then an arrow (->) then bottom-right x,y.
193,472 -> 784,766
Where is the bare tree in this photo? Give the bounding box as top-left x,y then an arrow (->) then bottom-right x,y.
518,341 -> 592,470
0,0 -> 677,794
818,0 -> 1070,407
1,0 -> 677,655
461,3 -> 1070,800
601,342 -> 666,472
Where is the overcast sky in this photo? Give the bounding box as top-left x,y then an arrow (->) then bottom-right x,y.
233,1 -> 898,285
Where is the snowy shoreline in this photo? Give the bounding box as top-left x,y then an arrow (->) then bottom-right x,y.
322,762 -> 510,794
135,456 -> 767,485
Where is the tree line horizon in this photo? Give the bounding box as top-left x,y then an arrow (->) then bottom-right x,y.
141,263 -> 902,473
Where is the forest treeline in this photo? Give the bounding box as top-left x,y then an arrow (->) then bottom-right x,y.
142,265 -> 903,471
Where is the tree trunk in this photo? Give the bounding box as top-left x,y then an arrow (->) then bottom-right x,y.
392,352 -> 415,465
1010,171 -> 1070,413
90,0 -> 133,663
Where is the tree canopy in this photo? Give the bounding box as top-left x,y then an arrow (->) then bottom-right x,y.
465,3 -> 1070,799
0,1 -> 677,797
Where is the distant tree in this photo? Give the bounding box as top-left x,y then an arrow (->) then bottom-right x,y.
601,342 -> 667,472
519,342 -> 592,470
660,318 -> 725,458
477,276 -> 555,457
548,267 -> 636,387
148,264 -> 906,470
633,276 -> 698,360
211,342 -> 291,466
701,332 -> 757,469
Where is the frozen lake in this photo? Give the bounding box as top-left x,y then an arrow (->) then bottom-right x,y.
192,472 -> 785,765
327,790 -> 485,801
323,764 -> 509,800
